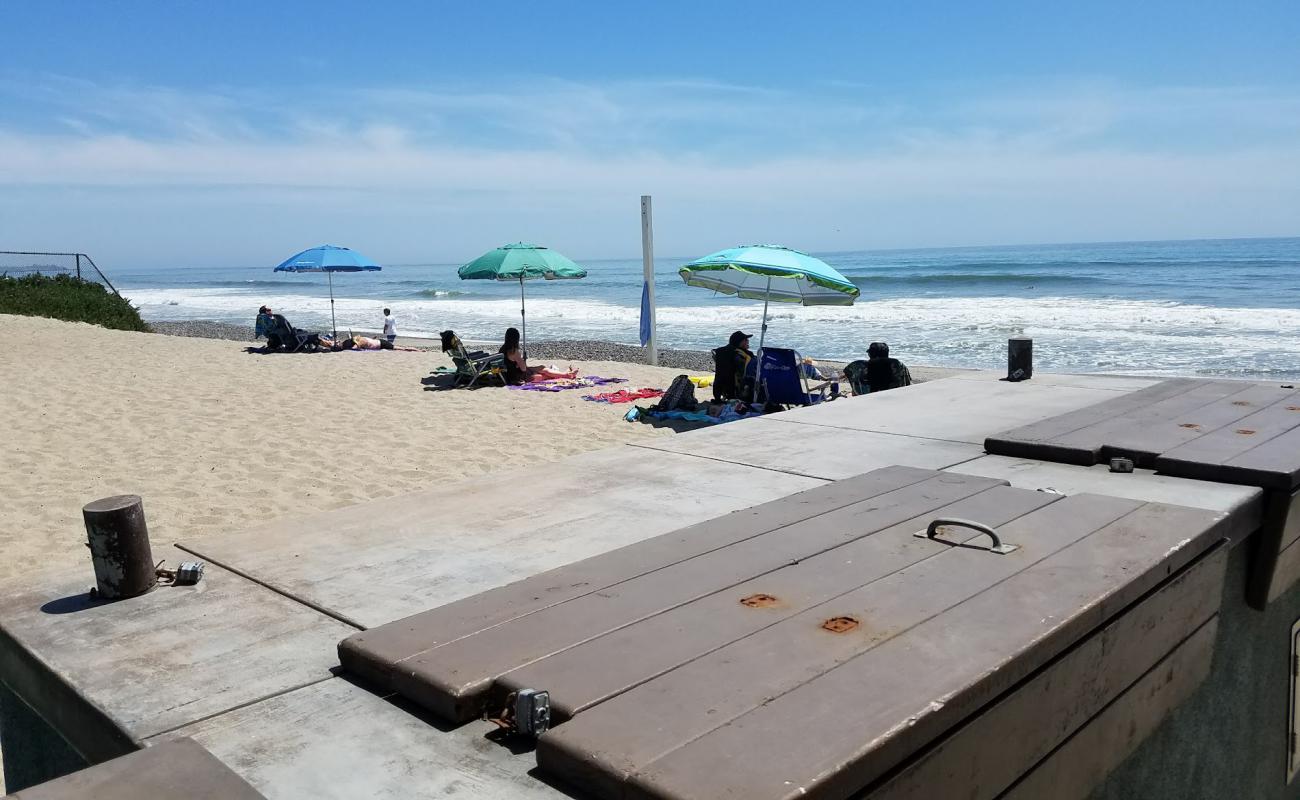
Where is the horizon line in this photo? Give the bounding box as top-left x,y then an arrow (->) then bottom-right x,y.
376,232 -> 1300,269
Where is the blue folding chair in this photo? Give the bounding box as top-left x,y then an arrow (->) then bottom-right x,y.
755,347 -> 827,407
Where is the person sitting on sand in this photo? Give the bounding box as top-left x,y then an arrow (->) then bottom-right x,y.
712,330 -> 755,401
499,327 -> 577,383
863,341 -> 912,392
254,305 -> 278,345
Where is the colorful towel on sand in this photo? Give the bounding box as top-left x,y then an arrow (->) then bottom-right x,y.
626,398 -> 763,425
583,388 -> 665,404
643,406 -> 763,424
508,376 -> 627,392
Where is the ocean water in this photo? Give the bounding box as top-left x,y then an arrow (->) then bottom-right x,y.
115,237 -> 1300,379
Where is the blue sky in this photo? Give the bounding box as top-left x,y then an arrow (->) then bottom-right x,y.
1,0 -> 1298,267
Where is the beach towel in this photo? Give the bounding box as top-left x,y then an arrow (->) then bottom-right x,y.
640,404 -> 764,425
582,388 -> 664,404
508,376 -> 627,393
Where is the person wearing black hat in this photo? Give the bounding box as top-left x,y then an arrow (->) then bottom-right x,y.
711,330 -> 756,401
865,341 -> 912,393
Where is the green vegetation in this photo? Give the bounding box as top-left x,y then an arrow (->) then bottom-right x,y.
0,273 -> 150,332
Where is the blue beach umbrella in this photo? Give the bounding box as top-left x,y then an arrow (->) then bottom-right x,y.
273,245 -> 382,341
679,244 -> 859,354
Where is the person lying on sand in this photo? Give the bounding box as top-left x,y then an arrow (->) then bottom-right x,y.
499,327 -> 578,383
334,334 -> 420,351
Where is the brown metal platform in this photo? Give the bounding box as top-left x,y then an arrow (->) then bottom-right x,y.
340,465 -> 951,710
338,466 -> 1233,799
983,378 -> 1300,607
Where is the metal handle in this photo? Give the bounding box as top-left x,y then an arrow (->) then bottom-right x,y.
915,517 -> 1019,555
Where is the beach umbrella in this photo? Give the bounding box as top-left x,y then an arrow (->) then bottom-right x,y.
457,242 -> 587,351
679,244 -> 859,398
273,245 -> 381,341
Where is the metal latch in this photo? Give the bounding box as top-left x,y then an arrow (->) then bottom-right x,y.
914,518 -> 1019,555
154,560 -> 205,586
488,689 -> 551,737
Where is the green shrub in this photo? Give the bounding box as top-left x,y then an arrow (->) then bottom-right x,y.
0,273 -> 150,332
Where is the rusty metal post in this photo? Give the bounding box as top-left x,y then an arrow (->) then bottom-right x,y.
1008,336 -> 1033,382
83,495 -> 156,599
74,253 -> 81,280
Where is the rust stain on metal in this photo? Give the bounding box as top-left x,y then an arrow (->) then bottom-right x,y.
821,616 -> 859,633
1178,423 -> 1201,429
740,593 -> 779,608
1236,429 -> 1257,435
1288,406 -> 1300,412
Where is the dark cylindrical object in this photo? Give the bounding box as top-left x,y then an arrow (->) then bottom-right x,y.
1008,336 -> 1033,382
83,495 -> 156,599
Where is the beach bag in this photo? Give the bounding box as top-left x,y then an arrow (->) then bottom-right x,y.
655,374 -> 698,412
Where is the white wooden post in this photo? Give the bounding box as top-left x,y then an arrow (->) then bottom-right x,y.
640,195 -> 658,366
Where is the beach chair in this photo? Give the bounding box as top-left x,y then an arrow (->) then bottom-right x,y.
756,347 -> 828,408
843,359 -> 871,395
444,333 -> 506,388
843,356 -> 913,394
266,314 -> 317,353
711,345 -> 756,401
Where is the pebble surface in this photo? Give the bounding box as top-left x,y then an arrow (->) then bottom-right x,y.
150,320 -> 254,341
147,320 -> 724,370
526,340 -> 718,371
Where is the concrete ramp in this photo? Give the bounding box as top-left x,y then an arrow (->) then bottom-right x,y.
177,447 -> 825,629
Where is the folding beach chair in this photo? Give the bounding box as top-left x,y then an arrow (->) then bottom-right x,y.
443,332 -> 507,388
843,356 -> 913,395
266,314 -> 319,353
756,347 -> 829,408
711,346 -> 756,401
843,359 -> 871,395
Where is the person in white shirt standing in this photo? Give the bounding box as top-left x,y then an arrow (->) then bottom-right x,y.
382,307 -> 396,344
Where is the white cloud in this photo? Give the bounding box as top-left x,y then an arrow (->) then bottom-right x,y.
0,74 -> 1297,265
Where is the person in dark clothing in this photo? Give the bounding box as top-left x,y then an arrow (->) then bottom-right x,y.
863,341 -> 913,393
499,327 -> 577,384
254,305 -> 283,349
712,330 -> 756,401
500,327 -> 529,384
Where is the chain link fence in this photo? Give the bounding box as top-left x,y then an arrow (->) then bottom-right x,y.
0,251 -> 120,295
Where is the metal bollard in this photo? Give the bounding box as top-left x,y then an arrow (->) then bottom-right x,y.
83,495 -> 156,599
1008,336 -> 1033,382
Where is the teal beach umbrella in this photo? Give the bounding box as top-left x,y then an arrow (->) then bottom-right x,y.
457,243 -> 587,350
679,244 -> 859,354
274,244 -> 382,341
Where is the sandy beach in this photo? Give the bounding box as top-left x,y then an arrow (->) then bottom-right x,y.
0,315 -> 693,585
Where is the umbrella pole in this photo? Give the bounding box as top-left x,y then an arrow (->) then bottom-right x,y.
519,276 -> 527,356
329,271 -> 337,343
753,277 -> 772,403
